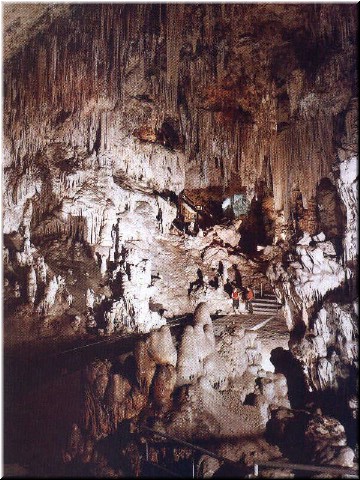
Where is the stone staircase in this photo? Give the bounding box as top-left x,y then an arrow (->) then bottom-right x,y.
252,293 -> 282,314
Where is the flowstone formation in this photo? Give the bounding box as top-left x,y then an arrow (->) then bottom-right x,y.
161,303 -> 287,440
2,3 -> 358,477
62,304 -> 283,473
3,223 -> 81,347
62,302 -> 356,477
267,408 -> 356,469
4,4 -> 357,215
3,184 -> 268,345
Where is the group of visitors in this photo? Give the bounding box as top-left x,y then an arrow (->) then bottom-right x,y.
232,285 -> 254,314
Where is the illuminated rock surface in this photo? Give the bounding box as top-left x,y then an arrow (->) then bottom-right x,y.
2,3 -> 358,478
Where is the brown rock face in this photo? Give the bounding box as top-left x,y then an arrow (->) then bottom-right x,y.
104,373 -> 132,428
3,4 -> 71,61
83,359 -> 112,439
267,407 -> 355,468
134,340 -> 156,394
152,364 -> 177,414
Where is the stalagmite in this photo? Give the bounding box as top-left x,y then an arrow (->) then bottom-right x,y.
36,256 -> 47,284
86,288 -> 95,309
14,281 -> 21,298
42,276 -> 59,313
146,325 -> 177,367
2,3 -> 357,477
100,254 -> 107,276
27,265 -> 37,304
3,247 -> 9,265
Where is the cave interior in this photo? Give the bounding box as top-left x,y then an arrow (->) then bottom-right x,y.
2,3 -> 359,478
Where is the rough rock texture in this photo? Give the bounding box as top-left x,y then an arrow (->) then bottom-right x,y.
3,4 -> 358,476
267,234 -> 350,331
267,407 -> 356,469
76,303 -> 291,458
105,246 -> 166,333
3,225 -> 86,347
153,304 -> 290,441
134,340 -> 156,395
152,364 -> 177,414
215,437 -> 283,468
336,156 -> 358,264
3,4 -> 71,61
84,359 -> 148,441
69,306 -> 356,477
3,4 -> 358,337
165,377 -> 266,440
83,358 -> 113,440
80,324 -> 178,439
266,151 -> 358,413
292,300 -> 358,393
4,5 -> 357,213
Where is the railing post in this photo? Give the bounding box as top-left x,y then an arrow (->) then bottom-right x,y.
192,454 -> 195,478
260,282 -> 263,298
254,463 -> 259,477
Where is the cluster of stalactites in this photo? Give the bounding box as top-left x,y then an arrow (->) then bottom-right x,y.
311,3 -> 357,49
270,113 -> 335,218
3,4 -> 356,220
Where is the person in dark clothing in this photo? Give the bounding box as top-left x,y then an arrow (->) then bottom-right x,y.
156,207 -> 163,233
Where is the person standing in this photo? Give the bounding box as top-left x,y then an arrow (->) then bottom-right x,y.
245,286 -> 254,314
232,287 -> 240,314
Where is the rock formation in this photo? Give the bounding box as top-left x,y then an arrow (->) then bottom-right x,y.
2,3 -> 358,478
61,302 -> 355,477
268,407 -> 356,469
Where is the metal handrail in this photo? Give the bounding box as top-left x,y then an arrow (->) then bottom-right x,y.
140,425 -> 241,468
253,460 -> 358,477
180,192 -> 213,219
142,458 -> 183,477
141,426 -> 358,479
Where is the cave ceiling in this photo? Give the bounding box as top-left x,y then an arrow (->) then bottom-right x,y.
3,3 -> 71,61
3,4 -> 357,209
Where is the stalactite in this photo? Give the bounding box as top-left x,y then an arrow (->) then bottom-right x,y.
314,4 -> 356,50
269,111 -> 335,217
165,5 -> 184,114
3,4 -> 356,226
3,5 -> 132,163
